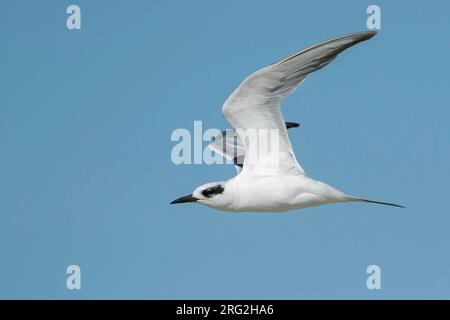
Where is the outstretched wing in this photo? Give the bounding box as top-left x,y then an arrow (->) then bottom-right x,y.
208,122 -> 300,173
222,31 -> 376,176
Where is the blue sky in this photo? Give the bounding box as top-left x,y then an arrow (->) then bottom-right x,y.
0,0 -> 449,299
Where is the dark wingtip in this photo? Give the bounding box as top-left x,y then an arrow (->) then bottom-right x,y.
364,30 -> 377,37
355,31 -> 377,40
285,122 -> 300,129
361,31 -> 377,43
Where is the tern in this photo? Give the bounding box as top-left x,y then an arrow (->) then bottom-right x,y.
171,31 -> 404,212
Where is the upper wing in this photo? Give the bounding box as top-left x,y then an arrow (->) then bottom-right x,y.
208,122 -> 300,174
222,31 -> 376,176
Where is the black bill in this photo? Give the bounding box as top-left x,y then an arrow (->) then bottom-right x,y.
170,194 -> 198,205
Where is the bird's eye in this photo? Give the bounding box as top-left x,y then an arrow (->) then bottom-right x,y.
201,185 -> 224,198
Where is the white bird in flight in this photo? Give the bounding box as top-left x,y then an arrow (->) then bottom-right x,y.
171,31 -> 404,212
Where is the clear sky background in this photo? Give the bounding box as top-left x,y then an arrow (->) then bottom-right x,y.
1,0 -> 449,299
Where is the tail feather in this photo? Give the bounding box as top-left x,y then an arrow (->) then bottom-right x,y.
349,197 -> 405,208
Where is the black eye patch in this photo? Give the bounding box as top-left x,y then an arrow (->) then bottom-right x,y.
201,185 -> 225,198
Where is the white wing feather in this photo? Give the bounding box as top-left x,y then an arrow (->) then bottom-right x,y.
207,122 -> 300,173
222,31 -> 376,176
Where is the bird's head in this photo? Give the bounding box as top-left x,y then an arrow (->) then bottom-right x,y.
170,181 -> 229,209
